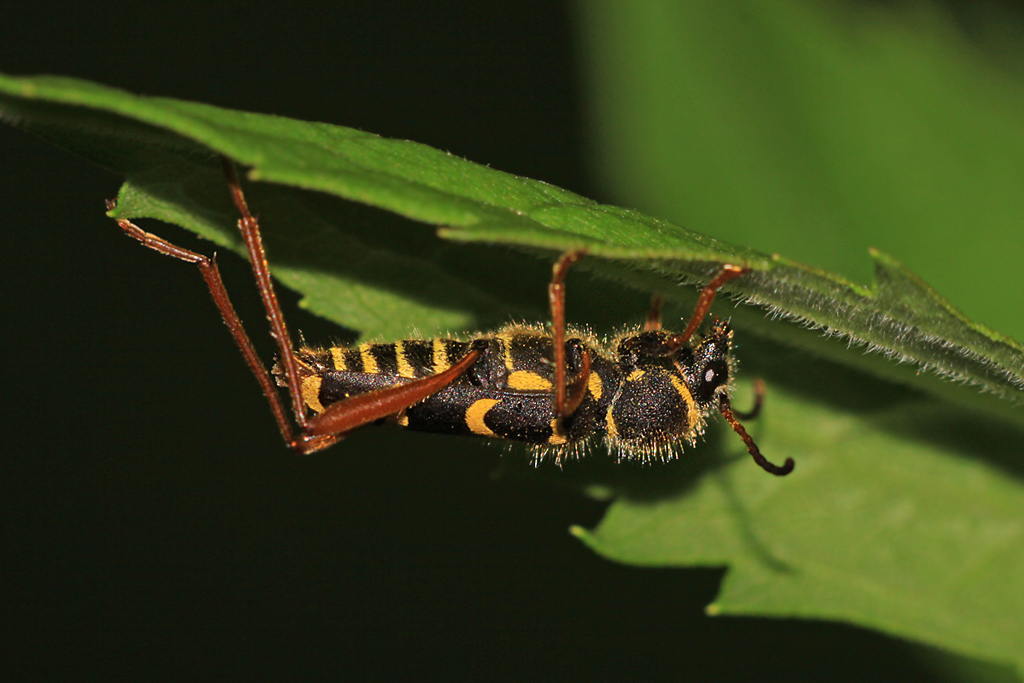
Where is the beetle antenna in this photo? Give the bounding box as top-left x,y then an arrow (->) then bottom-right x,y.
731,379 -> 765,420
719,395 -> 794,476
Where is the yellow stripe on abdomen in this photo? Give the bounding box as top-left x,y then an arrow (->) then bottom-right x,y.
432,339 -> 450,373
359,344 -> 379,374
395,341 -> 416,378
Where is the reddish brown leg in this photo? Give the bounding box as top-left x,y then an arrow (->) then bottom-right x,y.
549,249 -> 586,417
561,348 -> 591,418
115,158 -> 485,455
222,160 -> 490,452
220,159 -> 310,436
111,204 -> 298,448
719,395 -> 793,476
667,264 -> 746,349
645,295 -> 664,331
307,348 -> 482,438
657,266 -> 787,475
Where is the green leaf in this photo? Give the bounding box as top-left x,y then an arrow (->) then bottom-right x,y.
0,74 -> 1020,410
571,361 -> 1024,673
576,0 -> 1024,675
2,72 -> 1022,674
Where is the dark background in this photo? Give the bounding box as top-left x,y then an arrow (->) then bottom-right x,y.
1,3 -> 993,680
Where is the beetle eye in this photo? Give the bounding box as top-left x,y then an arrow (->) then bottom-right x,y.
693,360 -> 728,403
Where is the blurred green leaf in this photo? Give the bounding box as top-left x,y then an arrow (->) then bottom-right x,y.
576,0 -> 1024,342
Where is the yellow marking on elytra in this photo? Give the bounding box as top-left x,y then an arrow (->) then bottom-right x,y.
301,376 -> 325,413
669,374 -> 698,431
605,405 -> 618,439
465,399 -> 500,436
330,347 -> 346,371
507,370 -> 553,392
548,418 -> 567,445
626,368 -> 646,382
359,344 -> 378,374
587,371 -> 603,400
395,341 -> 416,378
432,339 -> 450,372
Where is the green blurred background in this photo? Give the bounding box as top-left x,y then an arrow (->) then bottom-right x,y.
579,1 -> 1024,344
2,1 -> 1020,681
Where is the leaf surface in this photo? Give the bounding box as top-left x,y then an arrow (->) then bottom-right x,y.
1,74 -> 1020,406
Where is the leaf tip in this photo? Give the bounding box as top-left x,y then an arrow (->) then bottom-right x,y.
569,525 -> 605,554
104,196 -> 120,219
436,226 -> 458,239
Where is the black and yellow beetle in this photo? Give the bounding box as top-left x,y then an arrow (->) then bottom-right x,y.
112,158 -> 793,476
